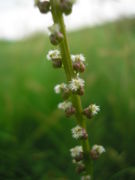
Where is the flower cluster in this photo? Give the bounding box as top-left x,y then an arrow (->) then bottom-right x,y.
83,104 -> 100,119
90,144 -> 106,160
35,0 -> 50,14
70,125 -> 88,174
47,49 -> 62,68
70,146 -> 83,158
71,54 -> 86,72
47,49 -> 61,60
49,24 -> 64,45
69,75 -> 85,95
54,83 -> 70,99
58,101 -> 76,117
54,83 -> 67,94
71,54 -> 85,63
71,125 -> 88,140
59,0 -> 76,15
70,146 -> 85,173
58,101 -> 72,110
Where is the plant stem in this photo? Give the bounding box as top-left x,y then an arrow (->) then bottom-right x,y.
50,0 -> 93,178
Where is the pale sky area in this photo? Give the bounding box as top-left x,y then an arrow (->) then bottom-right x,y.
0,0 -> 135,40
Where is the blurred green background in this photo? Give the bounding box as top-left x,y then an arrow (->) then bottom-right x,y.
0,18 -> 135,180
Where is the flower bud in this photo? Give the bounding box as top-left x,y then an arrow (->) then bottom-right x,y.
73,61 -> 86,73
90,145 -> 106,160
83,104 -> 100,119
71,125 -> 88,140
76,163 -> 85,174
77,86 -> 84,96
83,107 -> 92,119
49,32 -> 64,46
37,1 -> 50,14
62,88 -> 70,100
65,106 -> 76,117
81,128 -> 88,140
70,146 -> 83,158
47,50 -> 62,68
90,149 -> 99,160
59,0 -> 73,15
69,75 -> 85,96
49,24 -> 64,46
52,58 -> 62,68
74,152 -> 83,161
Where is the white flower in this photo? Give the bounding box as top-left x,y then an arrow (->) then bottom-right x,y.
69,76 -> 85,92
58,101 -> 72,111
89,104 -> 100,116
81,175 -> 91,180
48,23 -> 60,34
71,125 -> 84,139
92,144 -> 106,155
72,159 -> 84,165
70,146 -> 83,158
46,49 -> 61,61
54,83 -> 67,94
71,54 -> 85,62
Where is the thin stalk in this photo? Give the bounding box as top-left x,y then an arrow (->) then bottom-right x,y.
50,0 -> 93,178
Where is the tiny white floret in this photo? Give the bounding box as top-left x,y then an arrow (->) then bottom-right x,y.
72,159 -> 84,165
92,144 -> 106,155
70,146 -> 83,158
48,23 -> 60,34
47,49 -> 61,61
71,125 -> 83,140
89,104 -> 100,116
54,83 -> 67,94
69,76 -> 85,92
58,101 -> 72,111
71,54 -> 85,63
81,175 -> 91,180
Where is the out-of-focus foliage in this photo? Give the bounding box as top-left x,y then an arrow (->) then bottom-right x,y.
0,18 -> 135,180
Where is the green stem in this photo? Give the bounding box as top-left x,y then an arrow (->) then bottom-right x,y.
50,0 -> 93,178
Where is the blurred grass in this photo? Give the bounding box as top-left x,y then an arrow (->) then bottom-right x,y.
0,18 -> 135,179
